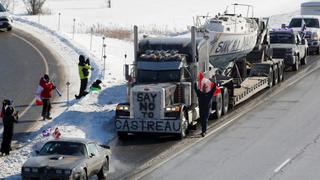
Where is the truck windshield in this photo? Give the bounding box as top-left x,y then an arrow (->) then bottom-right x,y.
270,33 -> 294,44
137,70 -> 180,83
289,18 -> 319,28
0,4 -> 5,12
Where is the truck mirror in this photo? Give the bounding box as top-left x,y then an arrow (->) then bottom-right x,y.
124,64 -> 130,80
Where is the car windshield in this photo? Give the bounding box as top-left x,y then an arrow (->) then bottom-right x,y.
289,18 -> 320,28
270,33 -> 295,44
137,70 -> 180,83
39,141 -> 87,156
0,4 -> 6,12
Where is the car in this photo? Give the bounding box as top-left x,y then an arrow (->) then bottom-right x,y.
21,138 -> 111,180
270,28 -> 308,71
0,2 -> 13,31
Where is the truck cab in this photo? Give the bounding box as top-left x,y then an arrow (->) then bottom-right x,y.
269,29 -> 307,71
115,31 -> 214,139
289,16 -> 319,54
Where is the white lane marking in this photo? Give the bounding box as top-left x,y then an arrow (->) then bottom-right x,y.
274,158 -> 291,173
11,32 -> 49,118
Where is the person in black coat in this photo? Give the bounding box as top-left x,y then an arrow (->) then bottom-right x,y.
0,99 -> 18,155
194,72 -> 219,137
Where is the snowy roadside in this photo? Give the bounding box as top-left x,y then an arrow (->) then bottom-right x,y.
0,17 -> 132,178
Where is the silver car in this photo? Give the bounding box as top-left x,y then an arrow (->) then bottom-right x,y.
21,138 -> 111,180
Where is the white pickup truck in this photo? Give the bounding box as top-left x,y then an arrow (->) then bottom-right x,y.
289,16 -> 320,54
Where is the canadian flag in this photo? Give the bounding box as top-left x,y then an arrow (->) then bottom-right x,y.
52,127 -> 61,139
35,85 -> 43,106
198,71 -> 221,96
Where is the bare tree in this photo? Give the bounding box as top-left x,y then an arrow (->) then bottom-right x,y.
23,0 -> 46,15
0,0 -> 11,9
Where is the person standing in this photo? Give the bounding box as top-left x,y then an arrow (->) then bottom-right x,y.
75,55 -> 91,99
40,74 -> 56,120
194,72 -> 220,137
0,99 -> 18,156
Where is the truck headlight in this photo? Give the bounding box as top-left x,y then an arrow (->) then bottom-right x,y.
31,168 -> 38,173
165,106 -> 180,112
285,49 -> 293,54
116,105 -> 129,111
64,170 -> 72,175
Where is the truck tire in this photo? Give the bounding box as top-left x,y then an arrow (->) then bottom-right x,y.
177,111 -> 188,139
213,93 -> 223,119
117,132 -> 128,139
273,66 -> 278,85
292,56 -> 299,71
278,63 -> 284,82
301,52 -> 307,65
222,89 -> 229,115
268,67 -> 273,88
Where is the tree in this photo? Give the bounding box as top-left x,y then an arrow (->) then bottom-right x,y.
23,0 -> 46,15
0,0 -> 11,9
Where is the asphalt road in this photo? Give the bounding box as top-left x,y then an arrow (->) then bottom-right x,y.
0,29 -> 64,139
139,55 -> 320,180
108,55 -> 320,180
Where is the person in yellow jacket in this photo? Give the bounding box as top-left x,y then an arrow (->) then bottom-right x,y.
75,55 -> 91,99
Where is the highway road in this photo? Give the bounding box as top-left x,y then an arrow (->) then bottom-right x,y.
0,29 -> 64,140
139,55 -> 320,180
108,55 -> 320,180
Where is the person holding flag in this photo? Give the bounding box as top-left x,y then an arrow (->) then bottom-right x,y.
39,74 -> 56,120
194,71 -> 221,137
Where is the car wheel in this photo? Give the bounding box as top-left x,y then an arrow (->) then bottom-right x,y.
7,27 -> 12,31
97,158 -> 109,179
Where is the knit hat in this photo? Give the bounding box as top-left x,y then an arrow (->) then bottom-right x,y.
79,55 -> 86,63
44,74 -> 50,81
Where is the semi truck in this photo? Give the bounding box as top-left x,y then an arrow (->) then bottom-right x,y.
115,20 -> 284,139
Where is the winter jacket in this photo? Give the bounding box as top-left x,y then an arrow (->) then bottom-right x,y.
1,105 -> 18,128
194,83 -> 215,111
78,62 -> 91,79
39,78 -> 55,99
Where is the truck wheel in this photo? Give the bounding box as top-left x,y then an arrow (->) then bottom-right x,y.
222,89 -> 229,115
177,111 -> 188,139
278,64 -> 284,82
213,93 -> 223,119
273,66 -> 278,85
301,52 -> 307,65
117,132 -> 128,139
268,67 -> 273,88
292,56 -> 299,71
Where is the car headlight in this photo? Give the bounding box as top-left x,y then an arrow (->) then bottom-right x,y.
165,106 -> 180,112
23,167 -> 31,172
116,105 -> 129,111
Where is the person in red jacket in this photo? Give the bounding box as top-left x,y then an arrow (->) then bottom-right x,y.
39,74 -> 56,120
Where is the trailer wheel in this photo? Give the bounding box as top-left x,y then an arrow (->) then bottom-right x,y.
177,111 -> 188,139
268,67 -> 273,88
292,56 -> 299,71
213,93 -> 223,119
222,89 -> 229,115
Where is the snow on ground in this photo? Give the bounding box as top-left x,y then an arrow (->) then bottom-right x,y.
0,0 -> 302,178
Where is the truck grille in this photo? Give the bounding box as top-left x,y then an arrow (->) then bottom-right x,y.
132,91 -> 161,120
272,48 -> 286,58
